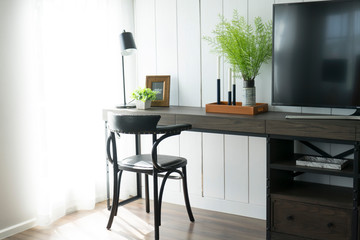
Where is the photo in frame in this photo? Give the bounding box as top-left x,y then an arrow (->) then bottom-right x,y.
146,75 -> 170,107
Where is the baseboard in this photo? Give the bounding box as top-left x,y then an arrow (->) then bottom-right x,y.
0,218 -> 36,240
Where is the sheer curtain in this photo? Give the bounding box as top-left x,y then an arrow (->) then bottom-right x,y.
29,0 -> 133,225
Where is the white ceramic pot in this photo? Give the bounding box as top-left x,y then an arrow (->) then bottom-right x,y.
242,87 -> 256,106
242,80 -> 256,106
136,100 -> 151,110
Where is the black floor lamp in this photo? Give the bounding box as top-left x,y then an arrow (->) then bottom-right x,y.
117,30 -> 137,108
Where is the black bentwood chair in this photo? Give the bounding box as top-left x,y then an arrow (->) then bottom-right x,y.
106,114 -> 195,239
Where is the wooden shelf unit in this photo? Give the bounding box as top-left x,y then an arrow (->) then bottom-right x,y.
267,136 -> 360,240
270,154 -> 354,177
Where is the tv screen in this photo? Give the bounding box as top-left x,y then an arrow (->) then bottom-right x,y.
272,0 -> 360,109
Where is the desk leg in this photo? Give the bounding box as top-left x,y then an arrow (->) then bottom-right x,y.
135,134 -> 142,198
105,121 -> 111,210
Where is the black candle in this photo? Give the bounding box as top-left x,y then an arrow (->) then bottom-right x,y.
232,84 -> 236,105
217,79 -> 221,104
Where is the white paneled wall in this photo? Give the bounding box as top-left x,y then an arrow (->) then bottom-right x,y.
132,0 -> 352,220
112,134 -> 137,200
224,135 -> 248,203
135,0 -> 356,112
203,133 -> 225,199
134,0 -> 156,88
155,0 -> 179,105
177,0 -> 202,106
132,0 -> 276,220
248,137 -> 266,206
200,0 -> 223,106
180,131 -> 202,196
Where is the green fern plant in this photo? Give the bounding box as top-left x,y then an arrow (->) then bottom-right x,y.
131,87 -> 158,102
204,10 -> 272,81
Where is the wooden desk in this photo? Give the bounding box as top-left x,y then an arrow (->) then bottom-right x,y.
103,106 -> 360,141
103,106 -> 360,240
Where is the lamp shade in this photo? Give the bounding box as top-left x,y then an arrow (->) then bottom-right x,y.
119,30 -> 137,56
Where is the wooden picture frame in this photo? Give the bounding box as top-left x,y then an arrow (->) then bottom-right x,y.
146,75 -> 170,107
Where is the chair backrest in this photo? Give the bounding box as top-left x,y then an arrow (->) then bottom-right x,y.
107,114 -> 161,134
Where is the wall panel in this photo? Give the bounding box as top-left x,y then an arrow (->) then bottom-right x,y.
115,134 -> 137,200
155,0 -> 179,105
248,0 -> 274,105
200,0 -> 223,107
158,135 -> 181,192
248,137 -> 266,205
225,135 -> 249,203
177,0 -> 201,106
180,131 -> 202,196
134,0 -> 157,86
203,133 -> 224,199
223,0 -> 248,103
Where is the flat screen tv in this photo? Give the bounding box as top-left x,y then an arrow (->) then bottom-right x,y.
272,0 -> 360,111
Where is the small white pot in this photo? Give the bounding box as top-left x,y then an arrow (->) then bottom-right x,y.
242,87 -> 256,106
136,100 -> 152,110
242,80 -> 256,106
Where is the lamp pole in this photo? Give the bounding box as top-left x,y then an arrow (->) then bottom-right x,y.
117,30 -> 137,108
122,55 -> 127,106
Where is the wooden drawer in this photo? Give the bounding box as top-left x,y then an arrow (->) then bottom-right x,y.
272,199 -> 351,240
271,232 -> 311,240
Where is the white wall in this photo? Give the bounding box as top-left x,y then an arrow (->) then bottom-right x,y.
134,0 -> 355,116
0,0 -> 38,237
131,0 -> 265,220
133,0 -> 355,220
134,0 -> 275,108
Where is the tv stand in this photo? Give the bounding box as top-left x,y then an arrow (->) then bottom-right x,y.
285,115 -> 360,120
351,108 -> 360,116
104,106 -> 360,240
286,108 -> 360,120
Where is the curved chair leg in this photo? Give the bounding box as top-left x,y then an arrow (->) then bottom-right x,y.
114,170 -> 123,216
182,166 -> 195,222
145,174 -> 150,213
153,171 -> 160,240
158,171 -> 172,226
107,170 -> 122,229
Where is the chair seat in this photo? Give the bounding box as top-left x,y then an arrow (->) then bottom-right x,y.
119,154 -> 187,173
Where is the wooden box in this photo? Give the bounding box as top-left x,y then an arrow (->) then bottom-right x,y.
205,101 -> 268,115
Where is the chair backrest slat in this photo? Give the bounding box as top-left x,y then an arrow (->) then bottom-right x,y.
108,114 -> 161,134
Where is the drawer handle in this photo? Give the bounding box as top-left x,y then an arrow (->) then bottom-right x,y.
327,222 -> 334,228
286,215 -> 294,221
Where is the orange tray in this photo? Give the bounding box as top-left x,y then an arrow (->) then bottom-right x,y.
205,101 -> 268,115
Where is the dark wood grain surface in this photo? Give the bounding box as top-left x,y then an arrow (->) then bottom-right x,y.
272,198 -> 351,240
103,106 -> 360,141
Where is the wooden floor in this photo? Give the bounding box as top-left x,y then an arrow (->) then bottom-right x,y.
5,200 -> 266,240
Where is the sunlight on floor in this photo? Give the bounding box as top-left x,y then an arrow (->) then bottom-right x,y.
50,207 -> 154,240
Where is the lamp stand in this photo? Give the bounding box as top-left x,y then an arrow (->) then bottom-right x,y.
117,55 -> 135,108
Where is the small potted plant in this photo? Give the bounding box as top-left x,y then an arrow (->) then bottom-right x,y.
204,10 -> 272,106
131,87 -> 158,110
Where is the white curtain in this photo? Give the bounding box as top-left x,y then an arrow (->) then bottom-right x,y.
24,0 -> 132,225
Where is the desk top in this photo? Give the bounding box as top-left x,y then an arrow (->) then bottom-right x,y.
103,106 -> 360,141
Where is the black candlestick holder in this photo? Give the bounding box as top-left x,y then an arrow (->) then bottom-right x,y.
232,84 -> 236,105
217,79 -> 221,104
